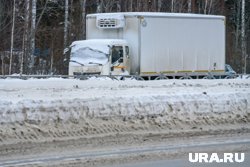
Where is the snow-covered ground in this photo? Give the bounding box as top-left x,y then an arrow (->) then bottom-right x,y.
0,78 -> 249,124
0,78 -> 250,166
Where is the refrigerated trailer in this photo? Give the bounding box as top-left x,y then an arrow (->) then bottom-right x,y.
69,12 -> 232,79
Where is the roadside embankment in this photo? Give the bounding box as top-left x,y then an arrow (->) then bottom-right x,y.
0,78 -> 249,149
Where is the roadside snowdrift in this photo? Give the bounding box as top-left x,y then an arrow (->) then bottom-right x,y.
0,78 -> 249,145
0,78 -> 249,124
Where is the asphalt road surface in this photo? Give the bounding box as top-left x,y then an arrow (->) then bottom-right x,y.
1,136 -> 250,167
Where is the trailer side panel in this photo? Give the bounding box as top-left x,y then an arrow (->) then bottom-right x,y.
139,16 -> 225,74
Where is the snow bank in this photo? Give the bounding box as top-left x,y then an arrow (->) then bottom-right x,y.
0,78 -> 249,125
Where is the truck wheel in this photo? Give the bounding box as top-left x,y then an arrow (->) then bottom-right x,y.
179,76 -> 192,80
132,76 -> 144,81
203,76 -> 215,79
155,76 -> 169,80
225,75 -> 233,79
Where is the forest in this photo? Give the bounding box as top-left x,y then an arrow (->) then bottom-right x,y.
0,0 -> 249,75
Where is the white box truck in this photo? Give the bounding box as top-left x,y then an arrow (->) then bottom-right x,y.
69,12 -> 232,79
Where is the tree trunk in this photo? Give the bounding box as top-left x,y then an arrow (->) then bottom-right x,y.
0,1 -> 4,31
96,0 -> 102,13
20,30 -> 25,76
30,0 -> 37,73
64,0 -> 69,49
137,0 -> 142,12
171,0 -> 174,12
23,0 -> 30,74
157,0 -> 161,12
81,0 -> 87,39
50,39 -> 54,75
188,0 -> 192,13
117,0 -> 121,12
9,0 -> 16,75
129,0 -> 133,12
204,0 -> 208,14
208,0 -> 213,14
241,0 -> 247,74
36,0 -> 48,29
1,54 -> 4,75
235,0 -> 241,51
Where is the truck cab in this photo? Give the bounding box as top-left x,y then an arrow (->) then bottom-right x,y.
68,39 -> 129,76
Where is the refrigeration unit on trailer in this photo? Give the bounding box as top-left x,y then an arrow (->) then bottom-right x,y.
69,12 -> 229,78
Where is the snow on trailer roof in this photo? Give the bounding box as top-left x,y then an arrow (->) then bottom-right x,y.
87,12 -> 225,20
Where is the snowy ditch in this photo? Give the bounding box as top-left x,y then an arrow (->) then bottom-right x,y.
0,78 -> 249,126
